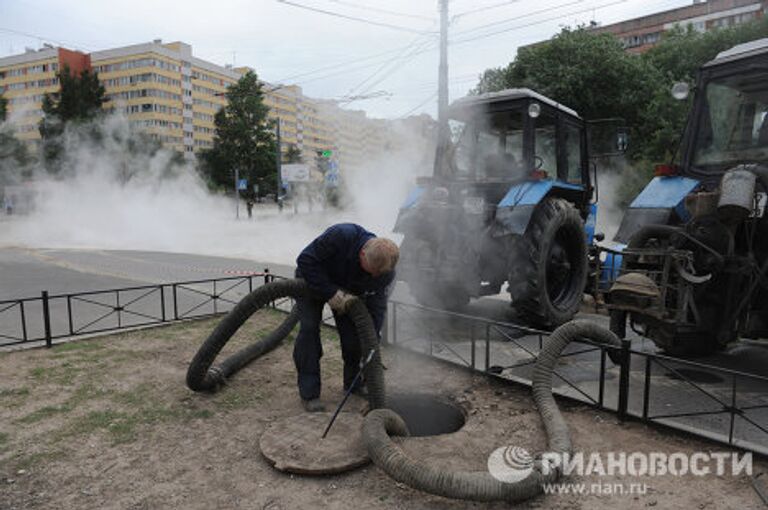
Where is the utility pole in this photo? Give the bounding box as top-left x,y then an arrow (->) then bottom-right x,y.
438,0 -> 449,128
434,0 -> 449,177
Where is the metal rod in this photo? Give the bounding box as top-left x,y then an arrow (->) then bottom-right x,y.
321,349 -> 375,439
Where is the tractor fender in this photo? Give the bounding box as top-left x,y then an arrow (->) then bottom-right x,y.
614,176 -> 699,243
493,180 -> 584,237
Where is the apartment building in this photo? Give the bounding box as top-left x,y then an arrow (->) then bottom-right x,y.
0,40 -> 430,182
91,40 -> 242,154
591,0 -> 768,53
0,46 -> 90,142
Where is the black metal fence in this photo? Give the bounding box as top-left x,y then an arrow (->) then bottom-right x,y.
0,272 -> 286,348
4,274 -> 766,456
386,299 -> 768,456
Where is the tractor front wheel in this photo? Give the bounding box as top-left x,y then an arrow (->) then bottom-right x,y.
508,197 -> 588,328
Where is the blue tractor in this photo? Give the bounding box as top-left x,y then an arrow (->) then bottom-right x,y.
394,89 -> 609,328
604,38 -> 768,356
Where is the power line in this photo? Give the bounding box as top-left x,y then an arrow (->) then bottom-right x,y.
452,0 -> 524,21
452,0 -> 584,37
345,35 -> 437,98
322,0 -> 434,21
275,0 -> 436,34
353,42 -> 435,97
398,91 -> 437,118
453,0 -> 628,44
274,43 -> 432,83
291,42 -> 437,86
0,27 -> 94,52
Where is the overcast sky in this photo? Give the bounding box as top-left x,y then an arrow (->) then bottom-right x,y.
0,0 -> 694,119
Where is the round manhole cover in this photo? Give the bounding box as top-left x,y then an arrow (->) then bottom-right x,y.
259,412 -> 369,475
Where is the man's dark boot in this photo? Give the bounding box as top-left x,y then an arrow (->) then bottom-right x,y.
302,398 -> 326,412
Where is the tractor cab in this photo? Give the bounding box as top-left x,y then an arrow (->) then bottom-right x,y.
606,38 -> 768,355
680,39 -> 768,187
435,88 -> 590,194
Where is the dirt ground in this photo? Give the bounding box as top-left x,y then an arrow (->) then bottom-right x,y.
0,309 -> 764,509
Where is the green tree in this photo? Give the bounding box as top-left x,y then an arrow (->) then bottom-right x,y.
472,27 -> 659,138
38,65 -> 106,169
39,65 -> 105,133
636,18 -> 768,162
200,70 -> 277,197
284,143 -> 303,163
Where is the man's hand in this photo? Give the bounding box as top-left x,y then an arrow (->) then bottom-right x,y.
328,290 -> 355,314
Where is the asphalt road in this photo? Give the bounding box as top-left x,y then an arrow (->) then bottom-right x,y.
1,246 -> 768,452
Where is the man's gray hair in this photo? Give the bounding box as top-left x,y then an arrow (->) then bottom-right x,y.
362,238 -> 399,273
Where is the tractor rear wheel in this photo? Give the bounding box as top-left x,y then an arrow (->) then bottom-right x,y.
509,197 -> 588,328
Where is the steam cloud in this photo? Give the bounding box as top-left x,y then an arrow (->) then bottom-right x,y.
0,113 -> 433,265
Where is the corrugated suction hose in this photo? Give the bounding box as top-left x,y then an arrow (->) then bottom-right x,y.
186,278 -> 385,409
363,320 -> 620,502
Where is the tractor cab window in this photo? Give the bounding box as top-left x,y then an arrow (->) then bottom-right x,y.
534,111 -> 557,177
447,118 -> 473,177
476,110 -> 524,180
693,69 -> 768,168
562,122 -> 584,185
446,109 -> 525,180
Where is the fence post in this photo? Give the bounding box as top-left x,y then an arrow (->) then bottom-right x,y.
617,338 -> 632,421
42,291 -> 52,348
264,268 -> 272,308
160,286 -> 166,322
172,284 -> 178,320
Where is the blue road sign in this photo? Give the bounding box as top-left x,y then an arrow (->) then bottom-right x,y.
237,179 -> 248,190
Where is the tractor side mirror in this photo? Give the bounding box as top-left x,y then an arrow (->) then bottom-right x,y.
587,118 -> 629,157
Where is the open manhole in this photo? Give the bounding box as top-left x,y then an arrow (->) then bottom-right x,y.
664,368 -> 724,384
385,393 -> 466,437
